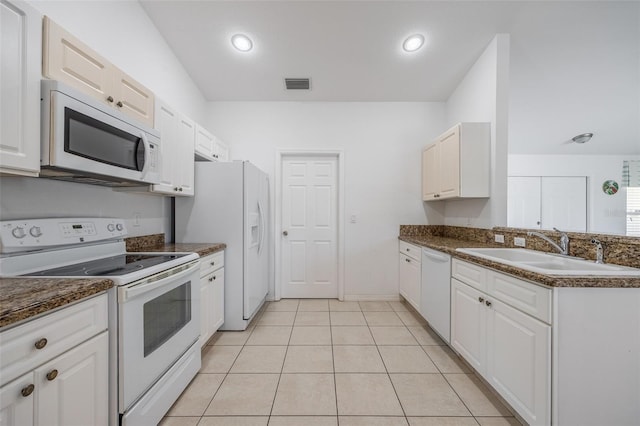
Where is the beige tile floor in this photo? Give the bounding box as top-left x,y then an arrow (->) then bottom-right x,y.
161,300 -> 522,426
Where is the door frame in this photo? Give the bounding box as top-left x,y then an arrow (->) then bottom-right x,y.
274,149 -> 345,301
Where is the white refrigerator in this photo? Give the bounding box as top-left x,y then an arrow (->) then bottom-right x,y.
175,161 -> 269,330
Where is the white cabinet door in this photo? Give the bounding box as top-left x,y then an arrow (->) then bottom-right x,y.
43,16 -> 111,106
35,332 -> 108,426
200,273 -> 214,348
195,125 -> 215,160
486,298 -> 551,426
153,101 -> 178,195
0,373 -> 34,426
43,17 -> 154,127
176,115 -> 195,196
450,278 -> 486,374
0,0 -> 41,177
398,253 -> 420,311
438,127 -> 461,199
216,141 -> 229,162
421,143 -> 439,200
111,70 -> 154,127
150,102 -> 194,196
212,267 -> 225,331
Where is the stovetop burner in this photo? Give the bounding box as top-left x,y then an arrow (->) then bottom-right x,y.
25,253 -> 190,277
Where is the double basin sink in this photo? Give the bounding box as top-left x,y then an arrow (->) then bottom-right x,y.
456,247 -> 640,276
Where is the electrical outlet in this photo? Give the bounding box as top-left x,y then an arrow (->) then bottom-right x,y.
133,213 -> 141,227
514,237 -> 526,247
494,234 -> 505,244
350,214 -> 357,223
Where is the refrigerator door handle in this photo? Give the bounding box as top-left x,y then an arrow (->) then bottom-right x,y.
257,200 -> 265,255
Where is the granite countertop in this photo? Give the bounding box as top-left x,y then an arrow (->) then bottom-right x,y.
0,278 -> 113,329
399,235 -> 640,288
131,243 -> 226,257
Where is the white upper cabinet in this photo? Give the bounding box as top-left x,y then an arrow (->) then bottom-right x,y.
422,123 -> 490,201
195,125 -> 229,162
0,0 -> 42,177
195,125 -> 215,160
145,100 -> 194,196
43,17 -> 154,127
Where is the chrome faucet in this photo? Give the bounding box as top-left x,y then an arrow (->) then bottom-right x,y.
526,228 -> 570,255
591,238 -> 604,264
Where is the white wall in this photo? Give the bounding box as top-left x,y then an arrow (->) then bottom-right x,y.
207,102 -> 445,298
509,154 -> 640,235
0,0 -> 208,238
442,34 -> 510,229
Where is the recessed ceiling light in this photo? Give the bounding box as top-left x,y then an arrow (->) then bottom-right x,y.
231,34 -> 253,52
402,34 -> 425,52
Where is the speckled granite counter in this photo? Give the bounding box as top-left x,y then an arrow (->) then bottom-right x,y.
137,243 -> 226,258
124,234 -> 225,258
400,235 -> 640,288
0,278 -> 113,328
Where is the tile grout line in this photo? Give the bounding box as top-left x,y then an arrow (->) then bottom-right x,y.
371,301 -> 410,424
267,299 -> 298,422
197,309 -> 258,423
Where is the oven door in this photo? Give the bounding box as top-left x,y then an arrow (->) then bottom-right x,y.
117,260 -> 200,410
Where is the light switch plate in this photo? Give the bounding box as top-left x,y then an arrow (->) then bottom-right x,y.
514,237 -> 526,247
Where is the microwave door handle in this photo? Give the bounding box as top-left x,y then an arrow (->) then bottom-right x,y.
119,261 -> 199,302
139,132 -> 151,179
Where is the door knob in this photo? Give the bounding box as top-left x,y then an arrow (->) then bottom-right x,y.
283,230 -> 288,236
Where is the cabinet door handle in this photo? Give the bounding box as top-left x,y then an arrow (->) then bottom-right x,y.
406,248 -> 410,252
209,277 -> 214,282
485,300 -> 492,307
21,384 -> 35,397
405,258 -> 410,263
116,101 -> 123,108
46,369 -> 59,381
178,187 -> 183,192
34,338 -> 47,350
478,297 -> 484,303
210,261 -> 215,266
106,96 -> 114,103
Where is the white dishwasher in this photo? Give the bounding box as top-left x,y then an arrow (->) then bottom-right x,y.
420,247 -> 452,344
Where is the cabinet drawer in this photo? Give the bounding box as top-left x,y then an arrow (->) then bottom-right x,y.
0,293 -> 108,386
200,251 -> 224,277
399,241 -> 421,262
487,271 -> 552,324
452,259 -> 487,292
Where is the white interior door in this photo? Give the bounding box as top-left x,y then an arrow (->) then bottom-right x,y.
541,176 -> 587,232
508,177 -> 542,229
281,156 -> 338,298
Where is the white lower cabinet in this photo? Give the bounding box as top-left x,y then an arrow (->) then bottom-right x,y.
0,294 -> 109,426
199,251 -> 225,347
398,241 -> 421,311
451,261 -> 551,426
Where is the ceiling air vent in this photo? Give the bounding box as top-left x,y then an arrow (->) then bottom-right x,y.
285,78 -> 310,90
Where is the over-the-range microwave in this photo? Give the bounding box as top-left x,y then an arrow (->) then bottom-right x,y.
40,80 -> 161,187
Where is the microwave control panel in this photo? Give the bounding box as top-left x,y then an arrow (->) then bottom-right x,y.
0,218 -> 127,252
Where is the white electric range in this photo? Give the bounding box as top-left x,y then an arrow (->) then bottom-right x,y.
0,218 -> 201,426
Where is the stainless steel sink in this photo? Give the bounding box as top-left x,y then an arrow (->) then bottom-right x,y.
455,248 -> 640,276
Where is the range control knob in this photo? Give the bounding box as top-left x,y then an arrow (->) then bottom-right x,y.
12,227 -> 26,239
107,224 -> 115,232
29,226 -> 43,238
116,223 -> 124,231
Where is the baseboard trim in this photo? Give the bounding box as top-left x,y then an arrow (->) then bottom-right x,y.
342,294 -> 401,302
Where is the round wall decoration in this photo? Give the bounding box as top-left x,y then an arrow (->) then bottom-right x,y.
602,180 -> 619,195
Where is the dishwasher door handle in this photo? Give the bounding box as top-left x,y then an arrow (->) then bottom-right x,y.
422,250 -> 449,263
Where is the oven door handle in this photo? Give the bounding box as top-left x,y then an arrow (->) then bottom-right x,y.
119,260 -> 199,302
